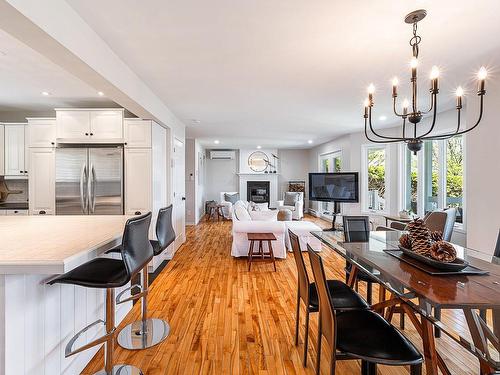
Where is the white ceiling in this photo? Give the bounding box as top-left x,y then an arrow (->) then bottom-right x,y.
66,0 -> 500,148
0,27 -> 116,116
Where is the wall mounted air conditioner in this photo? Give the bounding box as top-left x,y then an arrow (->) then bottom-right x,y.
210,150 -> 235,160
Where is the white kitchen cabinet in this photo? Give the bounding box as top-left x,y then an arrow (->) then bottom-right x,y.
0,125 -> 4,176
56,110 -> 90,140
28,148 -> 55,215
5,209 -> 28,216
4,124 -> 27,177
124,148 -> 152,215
124,119 -> 152,148
27,118 -> 56,148
90,110 -> 123,140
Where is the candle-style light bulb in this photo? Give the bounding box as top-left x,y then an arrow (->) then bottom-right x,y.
456,86 -> 464,109
367,83 -> 375,104
477,66 -> 487,94
363,98 -> 370,117
392,77 -> 399,97
402,98 -> 409,116
410,57 -> 418,81
430,66 -> 439,79
430,66 -> 439,93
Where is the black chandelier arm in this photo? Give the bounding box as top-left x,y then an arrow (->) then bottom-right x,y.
416,93 -> 438,138
422,94 -> 484,140
402,117 -> 407,138
392,97 -> 405,117
368,108 -> 407,141
364,118 -> 402,143
422,108 -> 462,141
421,91 -> 436,115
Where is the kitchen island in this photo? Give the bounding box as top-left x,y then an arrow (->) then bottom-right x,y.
0,215 -> 133,375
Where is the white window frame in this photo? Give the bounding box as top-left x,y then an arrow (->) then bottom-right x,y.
361,144 -> 391,215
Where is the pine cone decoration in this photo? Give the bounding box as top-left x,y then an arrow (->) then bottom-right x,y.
430,231 -> 443,242
399,233 -> 412,249
406,218 -> 431,256
430,241 -> 457,263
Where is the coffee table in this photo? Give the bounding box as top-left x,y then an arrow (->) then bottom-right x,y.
247,233 -> 277,271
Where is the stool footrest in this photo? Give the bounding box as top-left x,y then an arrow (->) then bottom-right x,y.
65,319 -> 112,358
116,283 -> 147,305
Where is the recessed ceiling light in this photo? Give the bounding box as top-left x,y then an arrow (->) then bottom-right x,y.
307,140 -> 313,144
379,115 -> 387,121
214,140 -> 220,144
256,145 -> 262,149
97,91 -> 105,96
41,91 -> 50,96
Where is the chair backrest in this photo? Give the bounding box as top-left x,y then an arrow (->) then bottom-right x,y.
155,205 -> 176,255
307,244 -> 336,350
288,229 -> 310,303
121,212 -> 153,277
494,229 -> 500,258
390,221 -> 407,231
343,216 -> 370,242
423,208 -> 456,241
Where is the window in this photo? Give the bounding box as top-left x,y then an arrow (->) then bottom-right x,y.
318,151 -> 342,214
362,145 -> 389,212
400,135 -> 464,224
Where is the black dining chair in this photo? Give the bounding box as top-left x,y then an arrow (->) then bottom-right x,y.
289,230 -> 369,367
342,216 -> 377,304
307,244 -> 423,375
479,230 -> 500,322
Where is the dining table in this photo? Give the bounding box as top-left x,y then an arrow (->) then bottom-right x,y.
311,230 -> 500,375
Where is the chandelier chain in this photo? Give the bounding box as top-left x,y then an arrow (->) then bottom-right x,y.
409,22 -> 421,58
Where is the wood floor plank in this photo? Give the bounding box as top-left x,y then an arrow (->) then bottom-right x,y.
82,215 -> 482,374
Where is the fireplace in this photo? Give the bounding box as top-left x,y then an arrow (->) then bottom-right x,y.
247,181 -> 270,204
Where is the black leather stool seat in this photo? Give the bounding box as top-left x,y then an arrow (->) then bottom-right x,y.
336,310 -> 422,365
48,258 -> 129,289
308,280 -> 369,312
107,239 -> 163,256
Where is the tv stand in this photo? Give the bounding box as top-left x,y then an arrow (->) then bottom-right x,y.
324,202 -> 341,231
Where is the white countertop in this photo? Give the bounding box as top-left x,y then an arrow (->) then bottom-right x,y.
0,215 -> 130,274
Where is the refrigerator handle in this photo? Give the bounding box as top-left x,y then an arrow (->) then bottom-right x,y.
90,164 -> 97,213
80,164 -> 87,213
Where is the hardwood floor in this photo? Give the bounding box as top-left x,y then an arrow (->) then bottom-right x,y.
83,216 -> 481,374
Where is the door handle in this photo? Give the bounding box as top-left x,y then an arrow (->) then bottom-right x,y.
89,164 -> 96,213
181,197 -> 186,201
80,164 -> 87,213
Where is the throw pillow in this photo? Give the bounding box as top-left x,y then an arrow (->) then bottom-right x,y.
253,203 -> 269,211
234,205 -> 251,221
284,192 -> 300,206
224,193 -> 239,204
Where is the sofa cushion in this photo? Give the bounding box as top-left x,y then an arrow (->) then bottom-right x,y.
253,202 -> 269,211
284,192 -> 301,206
224,193 -> 240,204
249,210 -> 278,221
280,205 -> 297,211
234,205 -> 252,221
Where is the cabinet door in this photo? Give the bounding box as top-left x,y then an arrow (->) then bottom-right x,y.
90,111 -> 123,140
27,119 -> 56,147
125,148 -> 152,215
56,111 -> 90,139
5,209 -> 28,216
0,125 -> 4,176
29,148 -> 55,215
4,125 -> 25,176
124,119 -> 152,148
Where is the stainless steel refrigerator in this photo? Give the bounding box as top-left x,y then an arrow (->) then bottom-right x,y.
56,146 -> 124,215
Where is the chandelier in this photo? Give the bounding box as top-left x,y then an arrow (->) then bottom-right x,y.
363,9 -> 487,154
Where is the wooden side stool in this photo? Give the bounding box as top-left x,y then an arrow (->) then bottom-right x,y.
247,233 -> 277,271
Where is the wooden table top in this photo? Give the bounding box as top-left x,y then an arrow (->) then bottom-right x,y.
247,233 -> 277,241
0,215 -> 130,274
312,230 -> 500,309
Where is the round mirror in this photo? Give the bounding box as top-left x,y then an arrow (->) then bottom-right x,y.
248,151 -> 269,172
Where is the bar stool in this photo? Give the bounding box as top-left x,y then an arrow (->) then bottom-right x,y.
48,213 -> 153,375
110,205 -> 176,350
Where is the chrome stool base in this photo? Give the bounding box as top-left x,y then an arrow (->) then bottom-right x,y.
94,364 -> 143,375
117,318 -> 170,350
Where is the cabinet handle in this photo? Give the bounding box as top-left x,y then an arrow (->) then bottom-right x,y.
24,171 -> 28,174
90,133 -> 94,136
51,142 -> 55,145
134,211 -> 142,215
14,210 -> 18,214
39,210 -> 46,215
124,142 -> 128,145
19,170 -> 23,174
85,133 -> 89,136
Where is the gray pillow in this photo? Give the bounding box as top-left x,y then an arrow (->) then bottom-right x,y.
224,193 -> 239,204
284,192 -> 300,206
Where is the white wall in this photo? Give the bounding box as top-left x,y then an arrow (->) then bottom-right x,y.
278,148 -> 310,204
185,139 -> 206,224
204,150 -> 239,202
239,149 -> 278,174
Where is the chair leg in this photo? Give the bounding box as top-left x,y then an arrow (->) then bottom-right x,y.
104,288 -> 115,373
330,349 -> 336,375
303,309 -> 310,367
400,310 -> 405,329
410,363 -> 423,375
366,282 -> 373,305
434,307 -> 441,338
361,360 -> 376,375
295,293 -> 300,346
479,309 -> 487,322
316,319 -> 322,375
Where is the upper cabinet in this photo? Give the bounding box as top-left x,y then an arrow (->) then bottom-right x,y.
4,124 -> 27,178
0,125 -> 4,176
27,118 -> 56,147
124,119 -> 152,148
56,109 -> 124,143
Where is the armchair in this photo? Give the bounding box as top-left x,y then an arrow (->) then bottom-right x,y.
219,191 -> 239,219
277,192 -> 304,220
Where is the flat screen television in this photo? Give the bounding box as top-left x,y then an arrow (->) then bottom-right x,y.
308,172 -> 359,203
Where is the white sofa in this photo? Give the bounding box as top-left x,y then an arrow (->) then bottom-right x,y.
277,192 -> 304,220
